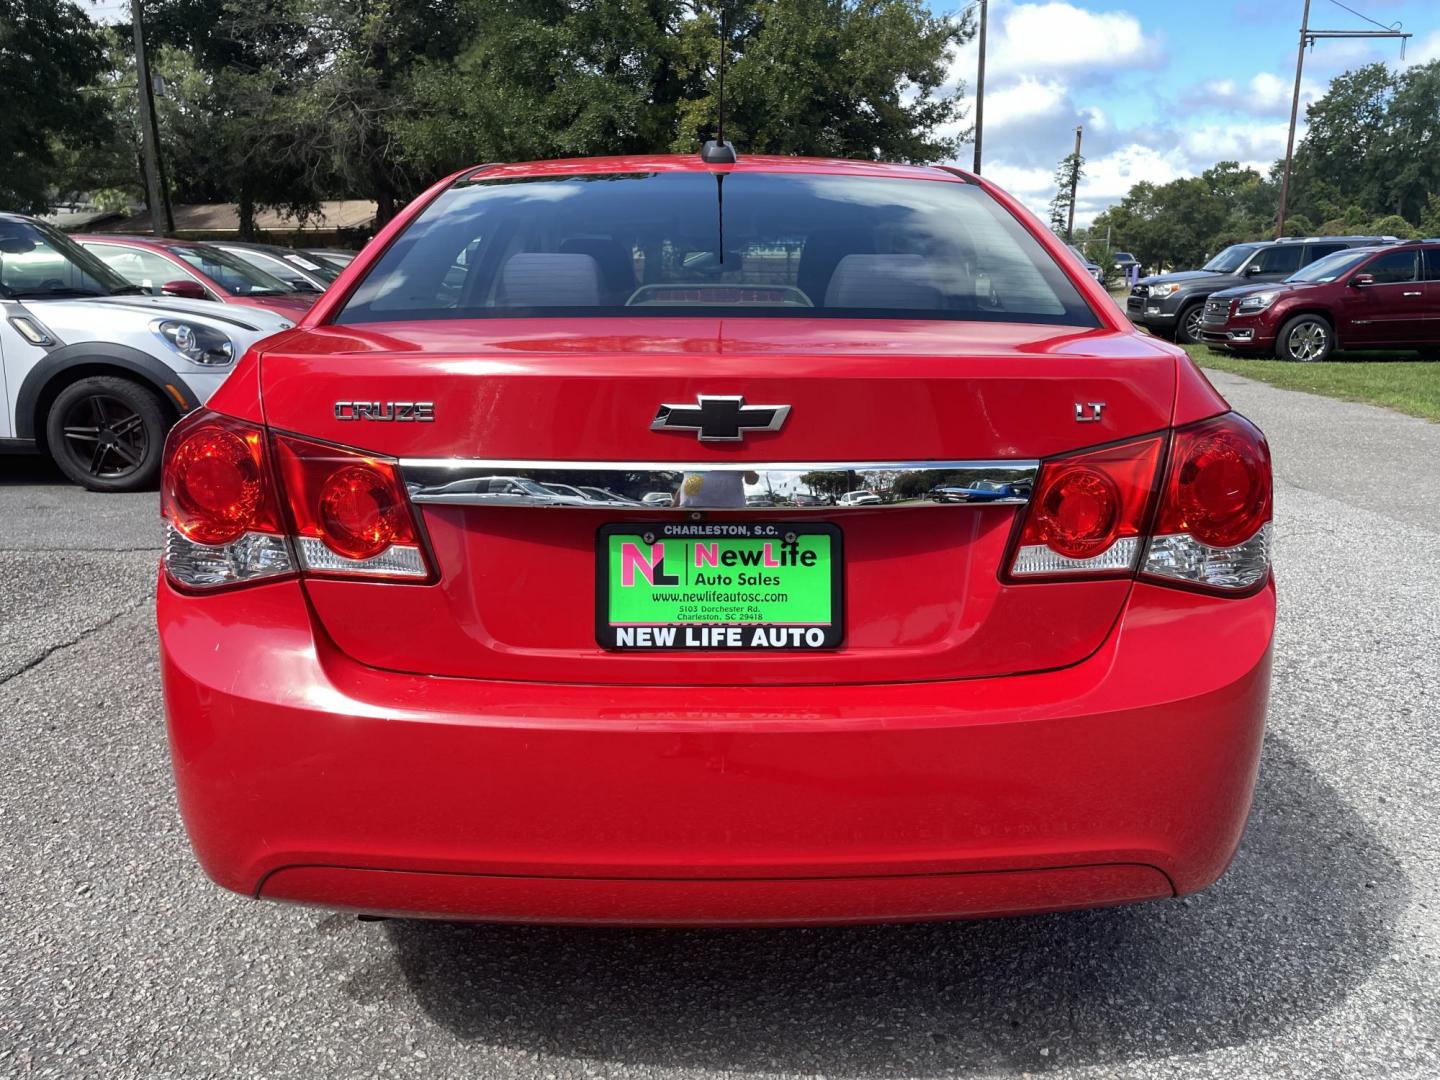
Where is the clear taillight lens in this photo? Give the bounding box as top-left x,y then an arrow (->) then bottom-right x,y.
271,434 -> 432,581
1008,435 -> 1163,578
1141,413 -> 1273,593
161,411 -> 295,589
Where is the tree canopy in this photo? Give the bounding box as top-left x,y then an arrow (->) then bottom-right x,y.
0,0 -> 110,212
2,0 -> 972,228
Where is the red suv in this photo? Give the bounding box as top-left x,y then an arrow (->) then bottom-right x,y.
157,153 -> 1275,926
76,235 -> 314,319
1201,242 -> 1440,361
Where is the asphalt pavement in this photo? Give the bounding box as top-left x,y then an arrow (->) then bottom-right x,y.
2,372 -> 1437,1079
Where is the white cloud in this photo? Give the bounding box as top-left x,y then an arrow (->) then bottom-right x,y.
985,2 -> 1162,75
1403,29 -> 1440,66
1181,121 -> 1293,163
1188,71 -> 1322,116
984,145 -> 1189,227
983,77 -> 1069,129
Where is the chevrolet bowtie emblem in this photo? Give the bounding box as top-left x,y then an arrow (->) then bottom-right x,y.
650,395 -> 791,442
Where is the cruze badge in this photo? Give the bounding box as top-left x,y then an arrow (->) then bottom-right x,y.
334,401 -> 435,422
651,394 -> 790,442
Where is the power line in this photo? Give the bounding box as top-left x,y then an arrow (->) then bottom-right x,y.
1324,0 -> 1402,33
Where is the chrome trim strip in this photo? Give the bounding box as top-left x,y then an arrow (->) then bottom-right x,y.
400,459 -> 1038,510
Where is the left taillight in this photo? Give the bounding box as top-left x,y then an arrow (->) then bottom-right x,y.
161,410 -> 294,589
1007,434 -> 1164,579
161,412 -> 432,589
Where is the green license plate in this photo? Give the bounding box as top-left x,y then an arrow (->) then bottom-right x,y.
596,522 -> 843,651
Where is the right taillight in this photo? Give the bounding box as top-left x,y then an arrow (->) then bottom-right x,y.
161,411 -> 432,589
1141,412 -> 1272,594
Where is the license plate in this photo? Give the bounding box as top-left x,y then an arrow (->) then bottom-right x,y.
597,522 -> 842,651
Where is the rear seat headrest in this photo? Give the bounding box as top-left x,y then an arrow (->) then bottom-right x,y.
824,254 -> 943,310
499,253 -> 603,307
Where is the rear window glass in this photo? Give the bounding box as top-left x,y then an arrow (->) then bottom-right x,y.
335,172 -> 1098,327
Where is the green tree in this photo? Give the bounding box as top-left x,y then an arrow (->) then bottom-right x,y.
0,0 -> 110,212
694,0 -> 972,161
1286,63 -> 1395,225
1048,150 -> 1083,238
1381,61 -> 1440,223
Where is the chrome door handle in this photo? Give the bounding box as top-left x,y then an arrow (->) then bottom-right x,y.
1404,290 -> 1423,296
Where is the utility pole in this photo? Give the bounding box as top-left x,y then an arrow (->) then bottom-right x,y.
130,0 -> 173,236
1065,125 -> 1082,243
1275,0 -> 1409,237
972,0 -> 988,175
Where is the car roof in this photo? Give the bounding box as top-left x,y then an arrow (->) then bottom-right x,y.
463,154 -> 967,185
76,234 -> 193,250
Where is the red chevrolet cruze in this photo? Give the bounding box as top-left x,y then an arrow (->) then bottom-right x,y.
158,153 -> 1274,926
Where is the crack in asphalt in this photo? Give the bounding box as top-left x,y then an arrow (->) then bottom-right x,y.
0,598 -> 149,688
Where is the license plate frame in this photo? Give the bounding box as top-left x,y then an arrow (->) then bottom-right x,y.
596,521 -> 843,651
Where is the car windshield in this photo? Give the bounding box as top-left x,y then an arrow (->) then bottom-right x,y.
170,244 -> 296,296
1201,245 -> 1261,273
1286,249 -> 1374,283
0,218 -> 137,300
337,171 -> 1098,326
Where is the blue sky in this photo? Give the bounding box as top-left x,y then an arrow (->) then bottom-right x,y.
941,0 -> 1440,223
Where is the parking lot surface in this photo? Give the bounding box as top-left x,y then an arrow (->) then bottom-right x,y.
2,370 -> 1438,1080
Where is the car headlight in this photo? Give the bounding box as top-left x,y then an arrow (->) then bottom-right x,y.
1235,291 -> 1279,314
152,319 -> 235,366
1148,283 -> 1181,299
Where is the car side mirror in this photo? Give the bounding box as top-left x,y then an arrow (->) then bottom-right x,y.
1349,273 -> 1375,288
1244,264 -> 1263,275
161,279 -> 208,300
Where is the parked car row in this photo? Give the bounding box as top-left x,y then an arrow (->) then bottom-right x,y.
1199,241 -> 1440,362
1125,234 -> 1400,345
0,213 -> 358,490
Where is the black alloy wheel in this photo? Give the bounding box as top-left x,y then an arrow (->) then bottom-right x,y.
45,376 -> 168,492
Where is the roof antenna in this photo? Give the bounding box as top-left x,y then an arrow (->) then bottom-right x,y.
701,3 -> 737,165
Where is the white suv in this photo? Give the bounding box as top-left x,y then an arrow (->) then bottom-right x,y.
1,214 -> 294,491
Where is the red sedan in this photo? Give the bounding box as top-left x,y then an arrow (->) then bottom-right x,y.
157,152 -> 1274,926
76,235 -> 314,319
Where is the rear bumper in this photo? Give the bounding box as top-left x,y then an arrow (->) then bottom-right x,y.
159,576 -> 1274,925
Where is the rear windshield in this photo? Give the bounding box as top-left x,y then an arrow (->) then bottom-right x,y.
335,171 -> 1098,326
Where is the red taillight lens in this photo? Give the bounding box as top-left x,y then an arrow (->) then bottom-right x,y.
1154,414 -> 1272,548
1008,435 -> 1163,578
318,464 -> 414,560
162,411 -> 284,544
272,434 -> 430,579
1030,465 -> 1122,559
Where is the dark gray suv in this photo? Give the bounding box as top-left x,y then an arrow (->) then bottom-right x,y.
1126,236 -> 1397,343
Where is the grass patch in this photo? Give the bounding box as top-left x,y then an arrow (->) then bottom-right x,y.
1182,344 -> 1440,422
